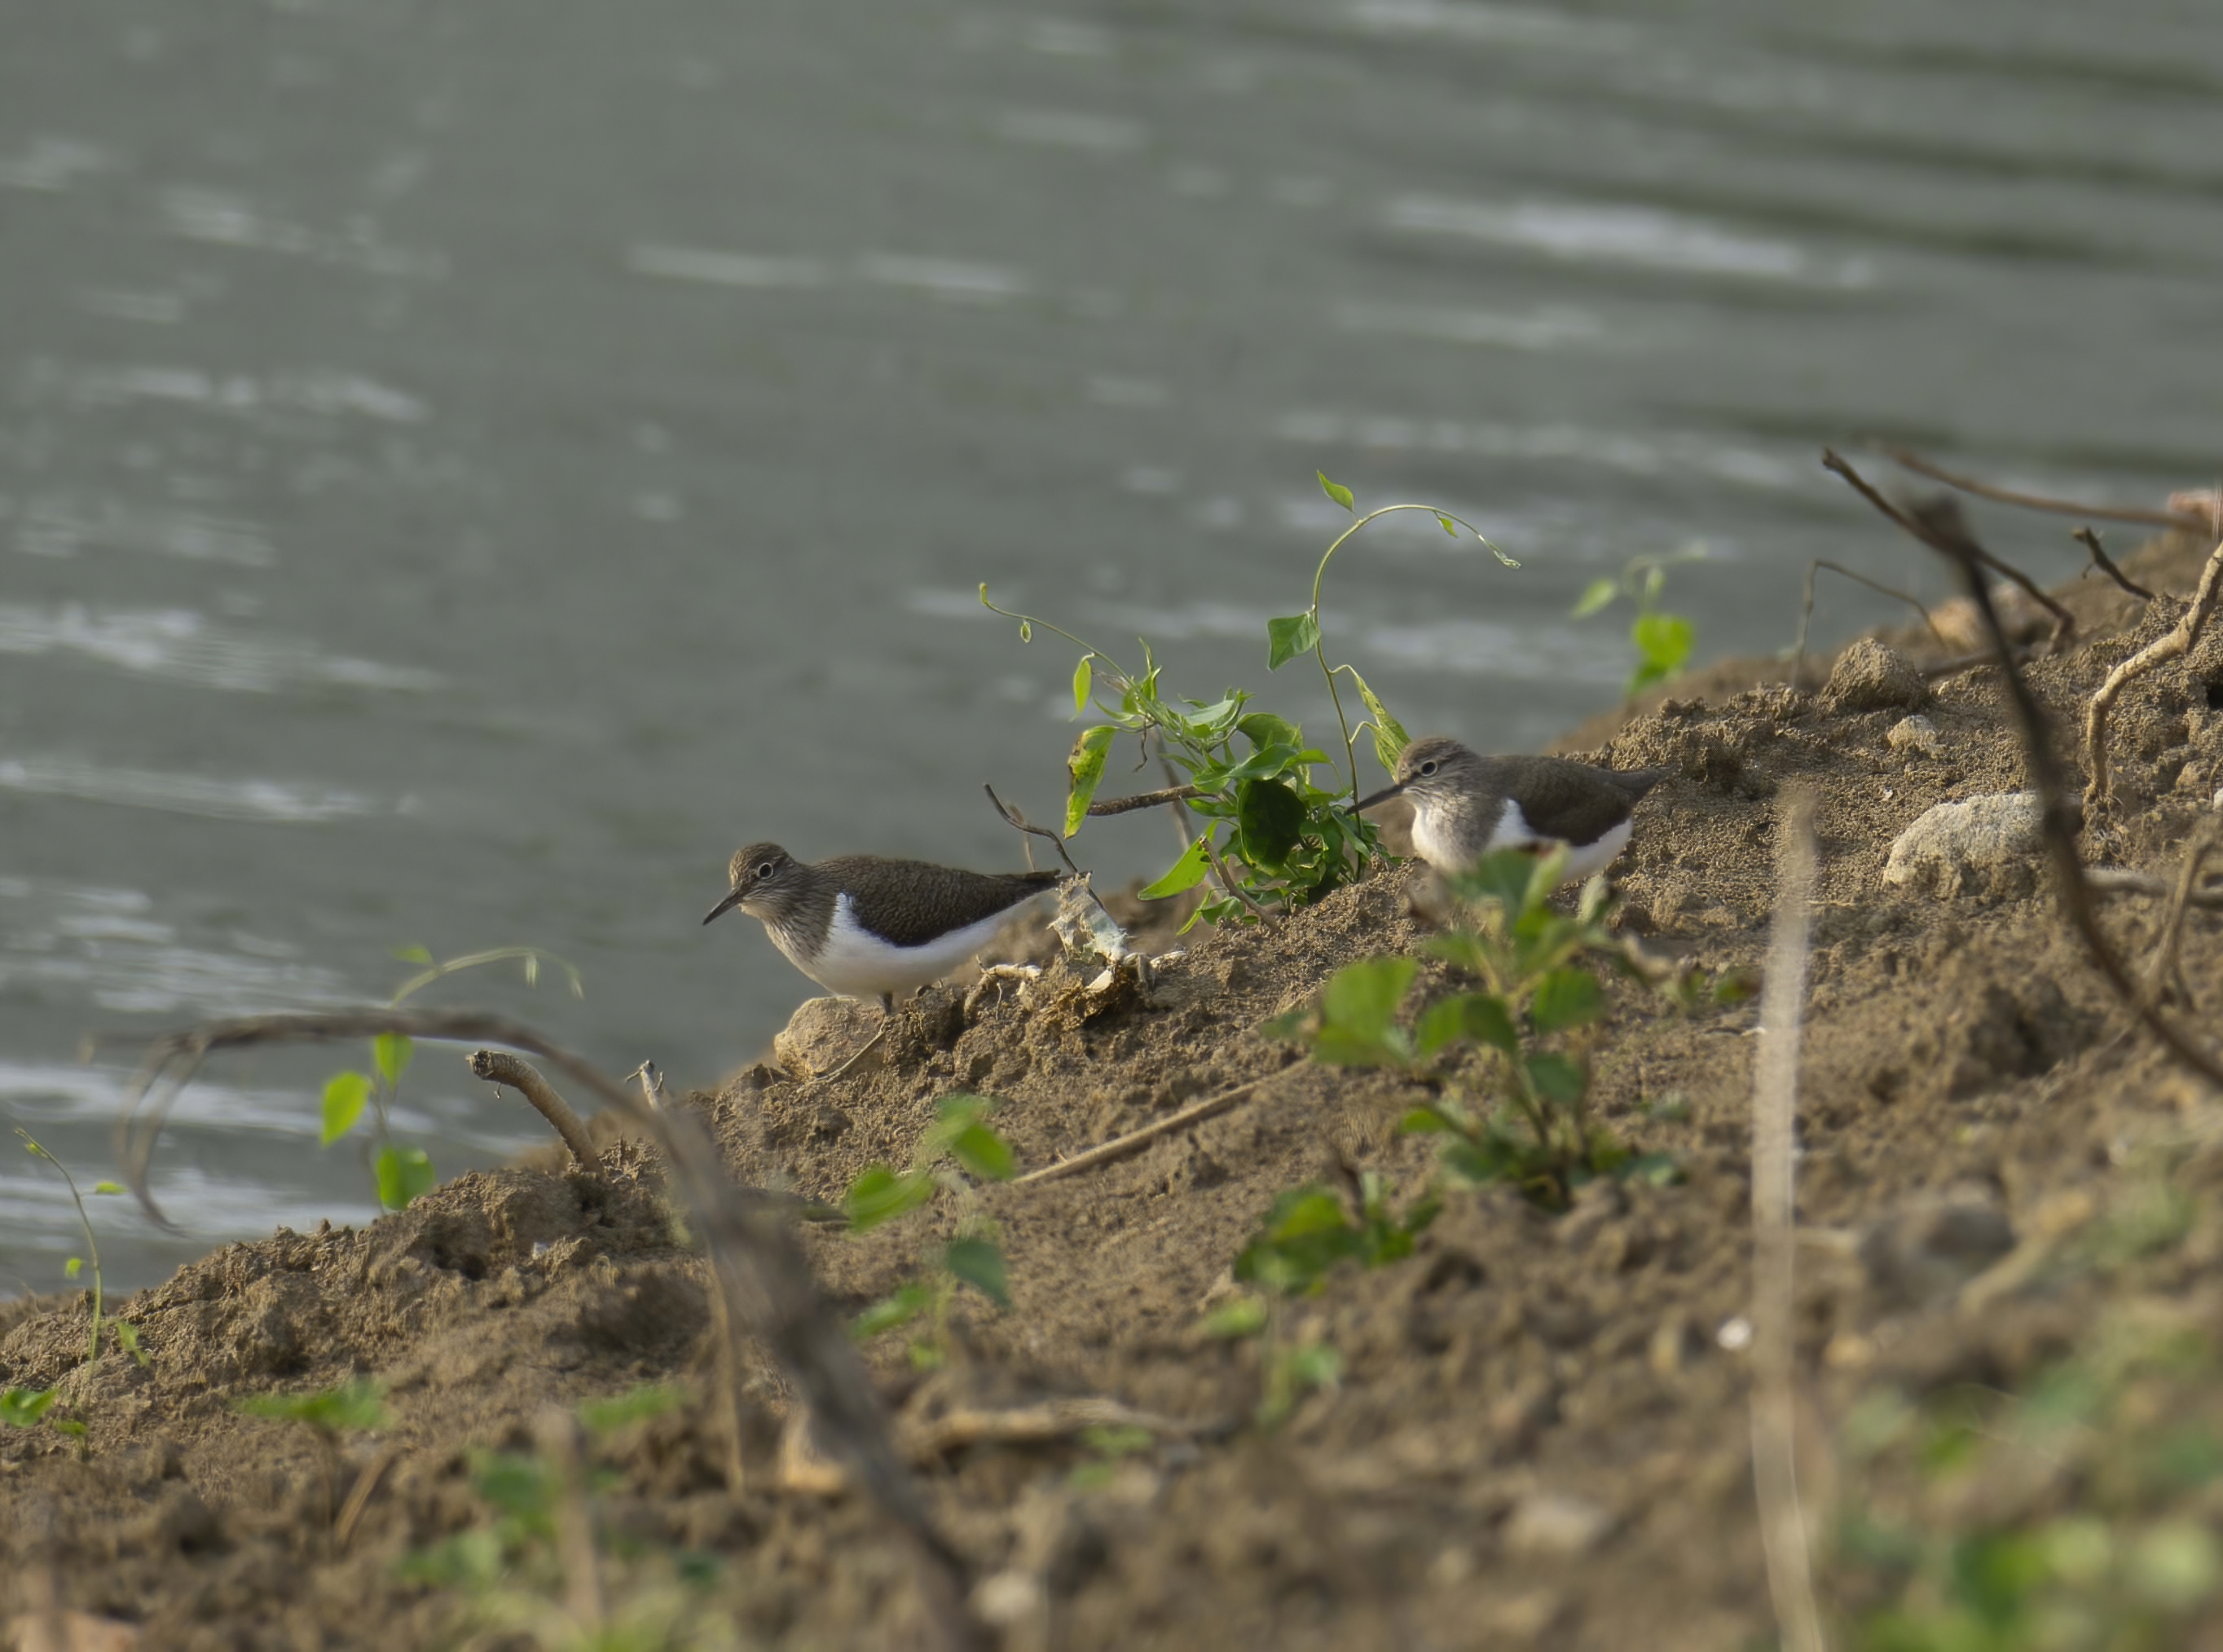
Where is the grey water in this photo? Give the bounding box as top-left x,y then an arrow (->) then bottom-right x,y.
3,0 -> 2220,1291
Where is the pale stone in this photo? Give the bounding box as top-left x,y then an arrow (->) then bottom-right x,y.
772,996 -> 883,1080
1503,1491 -> 1614,1557
1882,791 -> 2046,900
1886,714 -> 1946,759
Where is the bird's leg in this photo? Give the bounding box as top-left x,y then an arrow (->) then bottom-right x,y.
827,993 -> 896,1081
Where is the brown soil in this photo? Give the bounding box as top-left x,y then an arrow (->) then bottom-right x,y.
7,531 -> 2223,1650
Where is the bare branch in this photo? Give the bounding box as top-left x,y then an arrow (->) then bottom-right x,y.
1923,534 -> 2223,1090
1791,558 -> 1946,689
465,1050 -> 602,1173
2072,526 -> 2155,601
2087,866 -> 2223,909
1750,786 -> 1826,1652
103,1007 -> 984,1648
2084,541 -> 2223,813
1011,1072 -> 1278,1187
1085,784 -> 1204,817
1822,451 -> 2074,648
983,784 -> 1085,878
902,1397 -> 1216,1460
2139,814 -> 2221,1015
1879,444 -> 2209,534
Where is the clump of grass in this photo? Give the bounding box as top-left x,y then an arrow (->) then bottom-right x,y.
405,1387 -> 733,1651
320,944 -> 581,1210
840,1093 -> 1019,1369
984,469 -> 1512,927
1573,544 -> 1706,698
13,1128 -> 142,1368
1204,1174 -> 1439,1425
1835,1310 -> 2223,1650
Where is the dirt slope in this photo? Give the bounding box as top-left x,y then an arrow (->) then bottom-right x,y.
5,528 -> 2223,1650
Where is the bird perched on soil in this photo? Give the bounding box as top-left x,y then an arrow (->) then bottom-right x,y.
703,844 -> 1060,1073
1352,736 -> 1671,883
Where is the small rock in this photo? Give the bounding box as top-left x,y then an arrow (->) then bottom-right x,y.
1503,1491 -> 1614,1557
1859,1186 -> 2016,1311
1882,791 -> 2047,900
773,997 -> 883,1079
1824,638 -> 1929,713
1886,714 -> 1946,760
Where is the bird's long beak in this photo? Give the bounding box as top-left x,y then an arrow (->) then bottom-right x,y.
1349,780 -> 1407,815
702,888 -> 745,926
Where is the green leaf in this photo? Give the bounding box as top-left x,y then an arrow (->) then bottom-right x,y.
1020,619 -> 1032,643
1235,778 -> 1306,872
372,1033 -> 413,1088
1064,725 -> 1116,838
1345,667 -> 1410,769
1138,835 -> 1213,900
91,1182 -> 125,1196
321,1071 -> 372,1145
579,1383 -> 687,1435
1525,1053 -> 1587,1106
1202,1297 -> 1268,1339
1631,611 -> 1694,674
114,1320 -> 148,1368
942,1236 -> 1010,1308
852,1283 -> 934,1341
950,1123 -> 1016,1183
64,1258 -> 82,1280
375,1145 -> 436,1209
1308,1027 -> 1411,1068
1436,512 -> 1458,536
1317,470 -> 1355,513
1415,992 -> 1520,1059
1531,968 -> 1606,1033
1571,577 -> 1619,619
1072,655 -> 1093,716
1621,1152 -> 1682,1187
238,1377 -> 387,1434
843,1165 -> 937,1233
1321,957 -> 1417,1041
1446,848 -> 1542,912
391,944 -> 435,966
1266,613 -> 1323,671
1237,711 -> 1303,752
2,1387 -> 59,1430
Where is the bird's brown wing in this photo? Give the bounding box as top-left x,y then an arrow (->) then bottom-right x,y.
1487,756 -> 1663,847
833,860 -> 1061,949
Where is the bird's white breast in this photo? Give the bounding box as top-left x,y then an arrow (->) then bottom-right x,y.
790,894 -> 1025,999
1411,800 -> 1632,886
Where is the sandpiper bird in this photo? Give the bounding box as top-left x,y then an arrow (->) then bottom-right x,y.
703,844 -> 1061,1073
1352,736 -> 1671,883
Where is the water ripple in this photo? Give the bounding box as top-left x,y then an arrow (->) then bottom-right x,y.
0,757 -> 378,823
0,603 -> 441,694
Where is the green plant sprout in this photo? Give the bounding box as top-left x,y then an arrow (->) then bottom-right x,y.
981,470 -> 1512,928
842,1094 -> 1018,1369
1835,1307 -> 2223,1650
405,1411 -> 735,1652
1571,544 -> 1707,698
1205,1174 -> 1438,1426
1068,1422 -> 1157,1491
15,1128 -> 140,1368
321,943 -> 583,1211
236,1377 -> 389,1531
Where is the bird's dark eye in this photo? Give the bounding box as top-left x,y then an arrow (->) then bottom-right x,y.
756,861 -> 776,879
1418,760 -> 1438,777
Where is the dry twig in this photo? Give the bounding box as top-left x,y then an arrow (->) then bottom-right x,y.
2140,815 -> 2221,1015
1750,786 -> 1826,1652
1790,559 -> 1945,688
1922,528 -> 2223,1090
1823,451 -> 2074,648
1085,784 -> 1204,817
535,1410 -> 605,1633
1012,1071 -> 1278,1187
102,1007 -> 983,1650
332,1444 -> 398,1553
2072,526 -> 2155,601
1877,444 -> 2209,534
902,1397 -> 1212,1460
2086,866 -> 2223,910
2083,540 -> 2223,813
464,1050 -> 602,1173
